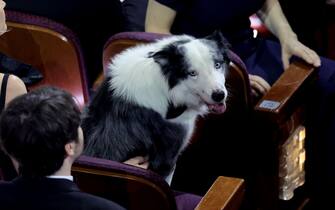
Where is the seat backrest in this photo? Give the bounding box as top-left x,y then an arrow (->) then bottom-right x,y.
6,0 -> 125,84
0,10 -> 89,109
72,155 -> 178,210
72,155 -> 246,210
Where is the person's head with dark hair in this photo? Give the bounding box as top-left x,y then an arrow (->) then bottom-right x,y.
0,86 -> 83,178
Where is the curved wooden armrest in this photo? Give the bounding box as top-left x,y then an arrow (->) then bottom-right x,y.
254,61 -> 317,123
195,176 -> 245,210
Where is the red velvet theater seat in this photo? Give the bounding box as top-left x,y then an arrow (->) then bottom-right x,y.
0,10 -> 89,109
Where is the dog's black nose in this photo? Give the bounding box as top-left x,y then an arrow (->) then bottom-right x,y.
211,91 -> 225,102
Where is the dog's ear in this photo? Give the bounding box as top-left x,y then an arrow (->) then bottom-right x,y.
148,50 -> 169,66
148,44 -> 180,66
205,30 -> 231,50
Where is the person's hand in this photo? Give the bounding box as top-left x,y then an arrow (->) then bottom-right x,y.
123,156 -> 149,169
249,74 -> 271,98
280,34 -> 321,70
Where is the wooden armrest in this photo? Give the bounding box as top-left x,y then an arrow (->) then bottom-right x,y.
254,61 -> 317,123
195,176 -> 245,210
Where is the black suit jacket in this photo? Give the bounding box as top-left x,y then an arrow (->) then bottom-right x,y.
0,177 -> 125,210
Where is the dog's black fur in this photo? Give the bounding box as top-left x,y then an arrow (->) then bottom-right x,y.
82,78 -> 186,176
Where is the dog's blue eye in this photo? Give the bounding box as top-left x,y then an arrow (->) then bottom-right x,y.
215,62 -> 222,69
188,71 -> 198,77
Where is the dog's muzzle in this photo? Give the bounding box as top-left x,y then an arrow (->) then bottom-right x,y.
211,91 -> 225,102
207,90 -> 226,113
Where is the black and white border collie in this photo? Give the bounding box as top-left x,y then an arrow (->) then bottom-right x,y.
82,31 -> 230,178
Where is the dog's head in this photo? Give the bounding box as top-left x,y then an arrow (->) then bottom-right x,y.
150,31 -> 230,114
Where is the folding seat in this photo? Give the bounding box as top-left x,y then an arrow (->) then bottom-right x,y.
0,10 -> 89,108
6,0 -> 125,87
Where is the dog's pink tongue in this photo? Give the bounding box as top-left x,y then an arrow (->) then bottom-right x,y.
208,104 -> 226,113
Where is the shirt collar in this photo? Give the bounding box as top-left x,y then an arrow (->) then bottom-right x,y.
46,175 -> 74,181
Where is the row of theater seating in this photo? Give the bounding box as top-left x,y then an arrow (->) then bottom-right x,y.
0,10 -> 246,210
0,9 -> 318,210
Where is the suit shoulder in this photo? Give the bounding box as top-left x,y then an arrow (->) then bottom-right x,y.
69,191 -> 126,210
0,181 -> 14,191
0,181 -> 16,205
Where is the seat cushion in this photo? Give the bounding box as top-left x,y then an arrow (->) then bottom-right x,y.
174,191 -> 202,210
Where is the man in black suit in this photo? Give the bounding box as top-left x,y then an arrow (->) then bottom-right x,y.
0,86 -> 125,210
